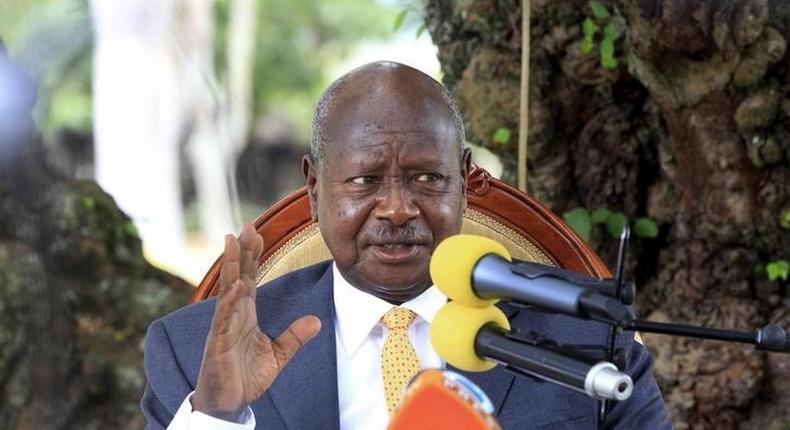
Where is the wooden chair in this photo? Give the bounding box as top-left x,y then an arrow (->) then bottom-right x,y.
191,166 -> 610,302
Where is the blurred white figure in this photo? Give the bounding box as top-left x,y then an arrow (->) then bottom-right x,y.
181,0 -> 238,247
91,0 -> 188,270
91,0 -> 254,279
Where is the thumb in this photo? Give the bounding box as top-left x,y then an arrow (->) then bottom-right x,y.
271,315 -> 322,366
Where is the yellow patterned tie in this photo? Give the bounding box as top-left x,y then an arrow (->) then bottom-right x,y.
380,307 -> 421,415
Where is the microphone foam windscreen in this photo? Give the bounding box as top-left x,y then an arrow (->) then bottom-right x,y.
430,234 -> 511,307
430,301 -> 510,372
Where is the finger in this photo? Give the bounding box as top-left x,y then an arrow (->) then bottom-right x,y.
215,279 -> 245,327
252,231 -> 264,260
240,248 -> 255,281
271,315 -> 322,366
239,223 -> 261,257
220,234 -> 241,292
239,224 -> 263,284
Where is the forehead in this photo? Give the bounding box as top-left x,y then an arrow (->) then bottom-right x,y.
323,123 -> 458,170
321,85 -> 459,163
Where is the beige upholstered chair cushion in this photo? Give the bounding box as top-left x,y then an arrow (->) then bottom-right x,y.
256,208 -> 555,286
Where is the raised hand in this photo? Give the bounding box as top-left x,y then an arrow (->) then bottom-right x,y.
192,223 -> 322,420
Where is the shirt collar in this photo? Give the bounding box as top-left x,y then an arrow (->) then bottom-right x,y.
332,262 -> 447,360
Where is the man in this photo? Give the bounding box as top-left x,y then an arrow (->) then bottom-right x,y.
142,61 -> 672,429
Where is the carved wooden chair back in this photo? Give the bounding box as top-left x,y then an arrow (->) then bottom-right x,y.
191,166 -> 610,302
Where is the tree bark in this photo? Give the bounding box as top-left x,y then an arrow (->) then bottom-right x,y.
1,48 -> 192,429
424,0 -> 790,428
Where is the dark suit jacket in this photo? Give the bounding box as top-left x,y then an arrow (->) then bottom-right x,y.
142,261 -> 672,429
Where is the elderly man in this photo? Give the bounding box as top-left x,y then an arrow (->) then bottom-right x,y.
142,62 -> 671,429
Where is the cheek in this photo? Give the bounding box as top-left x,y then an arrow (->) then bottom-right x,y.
424,197 -> 464,240
318,197 -> 372,251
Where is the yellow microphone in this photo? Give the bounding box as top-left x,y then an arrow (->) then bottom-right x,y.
430,302 -> 511,372
429,301 -> 634,400
429,234 -> 511,308
430,234 -> 631,323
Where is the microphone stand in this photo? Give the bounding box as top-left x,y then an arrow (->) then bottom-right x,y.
504,225 -> 789,427
599,226 -> 631,426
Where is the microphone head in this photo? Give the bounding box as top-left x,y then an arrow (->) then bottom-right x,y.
430,301 -> 510,372
430,234 -> 511,307
387,369 -> 502,430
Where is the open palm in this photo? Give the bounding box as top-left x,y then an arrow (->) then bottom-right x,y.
192,224 -> 321,419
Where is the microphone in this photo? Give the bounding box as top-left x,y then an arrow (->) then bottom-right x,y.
387,369 -> 502,430
430,234 -> 632,323
430,302 -> 634,401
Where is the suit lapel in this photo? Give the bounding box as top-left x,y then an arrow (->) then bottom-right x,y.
450,366 -> 515,414
256,264 -> 340,430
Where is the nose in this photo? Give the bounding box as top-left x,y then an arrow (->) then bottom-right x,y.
373,180 -> 420,226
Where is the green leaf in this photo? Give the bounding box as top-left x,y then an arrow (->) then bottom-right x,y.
606,212 -> 628,238
393,8 -> 409,31
581,18 -> 599,54
492,127 -> 512,144
781,209 -> 790,229
563,207 -> 592,242
766,260 -> 789,282
600,23 -> 618,69
633,217 -> 658,238
591,208 -> 612,224
581,38 -> 595,54
589,0 -> 610,19
603,20 -> 621,39
416,23 -> 427,38
582,17 -> 599,39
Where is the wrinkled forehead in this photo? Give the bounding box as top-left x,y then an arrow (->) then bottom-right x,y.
322,77 -> 458,158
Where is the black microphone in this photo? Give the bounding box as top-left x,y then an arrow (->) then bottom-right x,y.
430,302 -> 634,401
430,234 -> 633,323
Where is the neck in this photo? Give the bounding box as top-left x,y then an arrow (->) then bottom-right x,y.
340,269 -> 431,305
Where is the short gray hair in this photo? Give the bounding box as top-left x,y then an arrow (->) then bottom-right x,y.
309,71 -> 466,162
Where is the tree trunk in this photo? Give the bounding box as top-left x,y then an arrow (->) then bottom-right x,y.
424,0 -> 790,428
0,135 -> 192,430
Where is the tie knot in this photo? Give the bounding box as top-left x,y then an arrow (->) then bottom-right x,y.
381,307 -> 416,330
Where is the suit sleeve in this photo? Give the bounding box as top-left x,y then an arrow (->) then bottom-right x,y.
141,319 -> 196,429
602,335 -> 673,429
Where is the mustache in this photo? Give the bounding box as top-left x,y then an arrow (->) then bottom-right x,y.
369,224 -> 426,245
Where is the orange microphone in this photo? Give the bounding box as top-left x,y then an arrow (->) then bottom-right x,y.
387,369 -> 502,430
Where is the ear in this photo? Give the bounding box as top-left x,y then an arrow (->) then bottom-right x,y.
302,155 -> 319,221
460,147 -> 472,211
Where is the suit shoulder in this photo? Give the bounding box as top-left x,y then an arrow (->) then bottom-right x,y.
155,260 -> 332,324
253,260 -> 333,301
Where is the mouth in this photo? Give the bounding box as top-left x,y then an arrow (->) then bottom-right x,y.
368,242 -> 424,264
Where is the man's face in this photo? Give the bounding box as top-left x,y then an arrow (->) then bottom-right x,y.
304,89 -> 470,303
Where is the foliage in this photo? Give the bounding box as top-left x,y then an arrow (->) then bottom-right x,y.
781,209 -> 790,229
393,8 -> 409,31
563,206 -> 658,242
766,260 -> 789,282
492,127 -> 512,144
563,208 -> 592,241
580,0 -> 622,70
0,0 -> 93,137
2,0 -> 396,140
214,0 -> 395,136
632,217 -> 659,238
392,2 -> 426,37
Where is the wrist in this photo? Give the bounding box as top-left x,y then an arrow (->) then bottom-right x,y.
191,391 -> 247,422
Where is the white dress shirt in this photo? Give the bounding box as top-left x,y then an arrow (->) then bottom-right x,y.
167,262 -> 447,429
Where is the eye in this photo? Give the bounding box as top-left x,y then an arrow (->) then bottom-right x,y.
415,173 -> 442,182
350,175 -> 377,185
